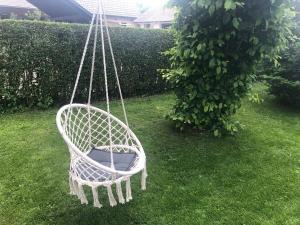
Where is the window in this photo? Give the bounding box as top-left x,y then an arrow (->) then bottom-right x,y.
145,24 -> 151,28
161,23 -> 172,29
120,22 -> 127,27
0,14 -> 10,19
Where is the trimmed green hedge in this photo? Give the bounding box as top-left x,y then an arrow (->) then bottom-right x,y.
0,20 -> 173,111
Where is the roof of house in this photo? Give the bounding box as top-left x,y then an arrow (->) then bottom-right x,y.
75,0 -> 140,18
27,0 -> 140,23
0,0 -> 36,9
27,0 -> 91,23
134,7 -> 175,23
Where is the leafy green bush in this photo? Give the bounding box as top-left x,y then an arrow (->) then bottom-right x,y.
0,20 -> 173,112
262,1 -> 300,108
162,0 -> 295,136
265,40 -> 300,108
267,76 -> 300,108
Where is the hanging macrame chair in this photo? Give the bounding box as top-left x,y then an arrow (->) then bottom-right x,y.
56,0 -> 147,208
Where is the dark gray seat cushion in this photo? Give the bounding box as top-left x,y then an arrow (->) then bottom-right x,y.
87,148 -> 137,171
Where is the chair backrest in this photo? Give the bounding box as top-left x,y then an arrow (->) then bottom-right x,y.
57,104 -> 140,153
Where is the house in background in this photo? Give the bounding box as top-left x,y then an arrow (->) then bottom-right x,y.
27,0 -> 139,26
27,0 -> 94,23
0,0 -> 175,29
134,7 -> 175,29
0,0 -> 37,19
74,0 -> 139,27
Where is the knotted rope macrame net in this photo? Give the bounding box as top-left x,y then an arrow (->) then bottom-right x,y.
56,0 -> 147,208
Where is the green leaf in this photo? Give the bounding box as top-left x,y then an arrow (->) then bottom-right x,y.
204,105 -> 209,112
232,18 -> 239,29
197,43 -> 202,51
224,0 -> 236,10
193,24 -> 199,31
216,66 -> 221,75
209,5 -> 216,15
209,58 -> 216,68
184,49 -> 190,57
214,129 -> 219,136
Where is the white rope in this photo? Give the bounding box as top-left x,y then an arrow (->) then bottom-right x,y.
78,183 -> 88,204
88,1 -> 100,106
69,176 -> 76,195
64,14 -> 96,130
141,164 -> 148,190
99,4 -> 115,170
72,178 -> 80,197
69,14 -> 96,105
88,12 -> 100,148
100,0 -> 130,129
106,185 -> 117,207
92,186 -> 102,208
116,181 -> 125,204
126,177 -> 132,202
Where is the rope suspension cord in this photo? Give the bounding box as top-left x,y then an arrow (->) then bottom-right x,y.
88,2 -> 100,148
65,13 -> 96,132
100,0 -> 130,130
69,14 -> 96,106
98,1 -> 115,171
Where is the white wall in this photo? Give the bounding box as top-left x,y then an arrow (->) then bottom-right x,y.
138,22 -> 161,29
151,22 -> 161,29
137,22 -> 172,29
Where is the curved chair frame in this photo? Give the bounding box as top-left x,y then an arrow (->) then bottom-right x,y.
56,104 -> 147,207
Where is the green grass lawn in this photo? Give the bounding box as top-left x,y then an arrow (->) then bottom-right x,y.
0,83 -> 299,225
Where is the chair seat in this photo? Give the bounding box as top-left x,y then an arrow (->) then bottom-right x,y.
71,147 -> 138,182
87,148 -> 137,171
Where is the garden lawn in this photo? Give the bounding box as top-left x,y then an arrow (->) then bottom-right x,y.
0,84 -> 299,225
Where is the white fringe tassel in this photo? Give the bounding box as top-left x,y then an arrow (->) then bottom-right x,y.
76,182 -> 82,200
72,179 -> 80,197
69,176 -> 76,195
141,165 -> 148,190
107,185 -> 117,207
78,183 -> 88,205
116,182 -> 125,204
92,186 -> 102,208
126,177 -> 132,202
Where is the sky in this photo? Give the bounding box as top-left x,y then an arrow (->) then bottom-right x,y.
134,0 -> 169,8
